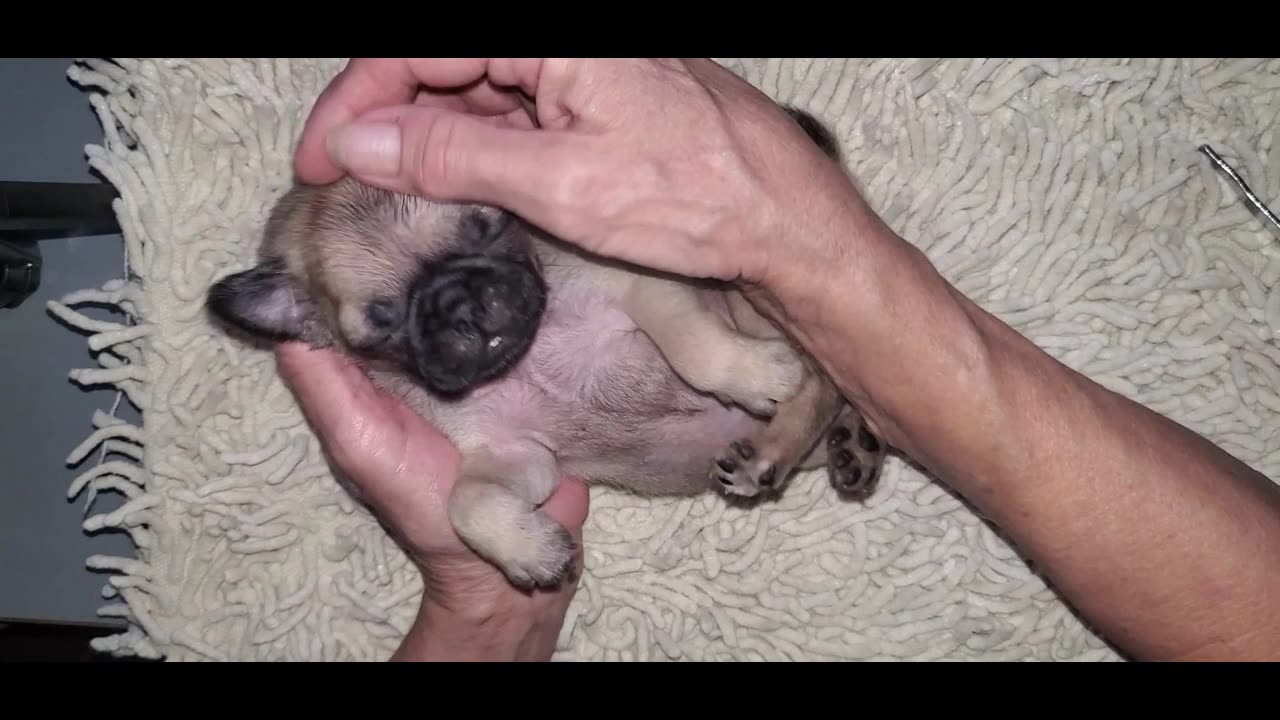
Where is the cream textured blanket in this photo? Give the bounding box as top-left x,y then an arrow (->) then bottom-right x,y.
52,58 -> 1280,661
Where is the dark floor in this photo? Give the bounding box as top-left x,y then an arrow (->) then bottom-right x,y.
0,621 -> 159,661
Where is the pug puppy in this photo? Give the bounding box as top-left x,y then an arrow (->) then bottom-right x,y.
207,106 -> 887,589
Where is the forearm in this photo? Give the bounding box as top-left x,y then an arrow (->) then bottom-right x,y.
768,215 -> 1280,661
947,296 -> 1280,660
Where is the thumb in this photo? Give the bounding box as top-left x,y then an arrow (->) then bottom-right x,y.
325,105 -> 586,231
541,475 -> 590,540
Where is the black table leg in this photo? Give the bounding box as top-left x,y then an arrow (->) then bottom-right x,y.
0,181 -> 121,310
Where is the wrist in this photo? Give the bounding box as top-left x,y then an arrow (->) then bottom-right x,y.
753,193 -> 927,383
393,596 -> 565,662
754,180 -> 904,341
757,203 -> 1003,469
392,600 -> 529,662
391,569 -> 574,661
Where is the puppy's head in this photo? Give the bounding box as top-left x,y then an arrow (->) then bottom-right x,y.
207,177 -> 547,396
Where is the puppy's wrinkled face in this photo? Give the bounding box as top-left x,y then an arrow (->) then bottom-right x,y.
208,177 -> 547,395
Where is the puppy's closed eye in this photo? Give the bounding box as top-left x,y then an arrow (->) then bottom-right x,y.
366,298 -> 401,331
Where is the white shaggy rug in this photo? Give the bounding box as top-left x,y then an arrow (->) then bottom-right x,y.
51,58 -> 1280,661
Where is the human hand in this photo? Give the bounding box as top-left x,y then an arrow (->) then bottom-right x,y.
292,58 -> 889,293
274,341 -> 588,661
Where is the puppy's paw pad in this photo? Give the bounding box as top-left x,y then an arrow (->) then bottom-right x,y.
711,439 -> 782,498
826,423 -> 884,497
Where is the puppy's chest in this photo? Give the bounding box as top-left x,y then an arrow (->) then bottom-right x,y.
510,295 -> 707,423
471,292 -> 711,430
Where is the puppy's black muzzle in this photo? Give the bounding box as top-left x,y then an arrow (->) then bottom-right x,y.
406,253 -> 546,395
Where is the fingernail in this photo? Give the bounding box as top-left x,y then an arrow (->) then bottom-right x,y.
328,122 -> 401,177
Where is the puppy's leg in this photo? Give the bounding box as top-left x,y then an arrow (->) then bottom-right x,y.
446,440 -> 575,590
621,275 -> 806,416
824,403 -> 888,498
713,290 -> 889,498
711,366 -> 845,497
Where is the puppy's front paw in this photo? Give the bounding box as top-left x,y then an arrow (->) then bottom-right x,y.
826,420 -> 885,498
450,490 -> 577,591
725,339 -> 807,416
710,438 -> 785,498
492,513 -> 577,591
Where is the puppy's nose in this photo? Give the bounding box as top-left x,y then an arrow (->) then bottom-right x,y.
425,276 -> 516,340
405,254 -> 545,394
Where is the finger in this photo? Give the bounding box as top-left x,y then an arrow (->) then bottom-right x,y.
539,475 -> 590,588
540,476 -> 590,540
415,82 -> 533,124
359,104 -> 531,132
275,341 -> 379,433
275,341 -> 408,466
276,342 -> 458,512
294,58 -> 550,185
325,104 -> 592,234
397,58 -> 546,116
295,58 -> 500,185
295,60 -> 423,184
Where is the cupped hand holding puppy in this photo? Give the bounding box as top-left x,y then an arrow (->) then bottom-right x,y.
275,341 -> 588,661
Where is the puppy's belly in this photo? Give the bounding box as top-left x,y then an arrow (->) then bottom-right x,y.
458,378 -> 767,495
559,404 -> 768,495
443,299 -> 770,495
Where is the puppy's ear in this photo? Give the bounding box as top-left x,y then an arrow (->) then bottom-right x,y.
207,259 -> 313,342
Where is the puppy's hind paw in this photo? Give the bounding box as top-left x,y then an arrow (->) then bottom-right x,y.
710,438 -> 784,498
826,420 -> 885,499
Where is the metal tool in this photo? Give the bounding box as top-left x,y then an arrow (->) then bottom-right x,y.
1198,144 -> 1280,242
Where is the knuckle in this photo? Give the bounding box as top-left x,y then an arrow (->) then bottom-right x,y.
344,58 -> 395,90
409,113 -> 463,196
